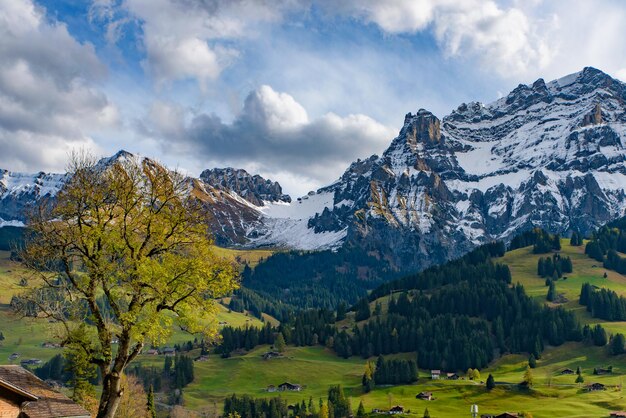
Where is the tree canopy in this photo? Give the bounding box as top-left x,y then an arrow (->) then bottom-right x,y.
20,153 -> 238,418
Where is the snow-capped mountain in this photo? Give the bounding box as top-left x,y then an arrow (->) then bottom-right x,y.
303,67 -> 626,267
200,168 -> 291,207
3,67 -> 626,268
0,170 -> 68,226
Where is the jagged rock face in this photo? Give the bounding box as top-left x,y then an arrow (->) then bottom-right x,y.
4,67 -> 626,269
305,67 -> 626,268
200,168 -> 291,206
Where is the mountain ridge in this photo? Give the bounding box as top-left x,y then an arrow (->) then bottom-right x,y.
2,67 -> 626,269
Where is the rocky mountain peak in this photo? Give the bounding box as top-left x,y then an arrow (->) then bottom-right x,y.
199,167 -> 290,206
398,109 -> 443,150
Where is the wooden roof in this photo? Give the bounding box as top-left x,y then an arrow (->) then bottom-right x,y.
0,365 -> 90,418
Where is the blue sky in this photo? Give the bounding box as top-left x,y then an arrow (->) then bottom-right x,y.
2,0 -> 626,196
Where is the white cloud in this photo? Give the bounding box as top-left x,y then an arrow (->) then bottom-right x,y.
334,0 -> 435,33
92,0 -> 296,88
137,85 -> 396,196
0,0 -> 115,172
329,0 -> 553,77
245,85 -> 309,130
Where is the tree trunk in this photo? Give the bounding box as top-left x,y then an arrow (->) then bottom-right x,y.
97,373 -> 123,418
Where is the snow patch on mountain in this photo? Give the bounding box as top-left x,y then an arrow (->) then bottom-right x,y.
0,218 -> 25,228
258,191 -> 334,220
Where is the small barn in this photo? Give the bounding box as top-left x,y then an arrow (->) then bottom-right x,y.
278,382 -> 302,391
447,372 -> 459,380
610,412 -> 626,418
389,405 -> 404,414
416,392 -> 433,401
585,382 -> 606,392
559,368 -> 574,375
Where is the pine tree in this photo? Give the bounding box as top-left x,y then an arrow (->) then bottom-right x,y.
336,302 -> 347,321
611,333 -> 626,355
355,298 -> 371,322
528,354 -> 537,369
547,281 -> 557,302
486,374 -> 495,390
147,385 -> 156,418
423,408 -> 431,418
164,356 -> 172,375
328,385 -> 351,418
575,374 -> 584,384
356,401 -> 366,418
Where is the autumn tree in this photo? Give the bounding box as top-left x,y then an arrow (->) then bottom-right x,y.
20,153 -> 238,418
523,365 -> 534,388
117,374 -> 150,418
319,401 -> 329,418
362,361 -> 375,392
275,332 -> 286,353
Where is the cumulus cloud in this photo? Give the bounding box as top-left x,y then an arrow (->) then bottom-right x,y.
0,0 -> 116,172
328,0 -> 552,77
138,85 -> 395,195
92,0 -> 296,88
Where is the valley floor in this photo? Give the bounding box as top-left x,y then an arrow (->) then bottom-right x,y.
3,241 -> 626,417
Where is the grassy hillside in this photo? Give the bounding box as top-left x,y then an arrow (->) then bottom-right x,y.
211,246 -> 274,269
134,341 -> 626,417
0,248 -> 266,365
168,239 -> 626,417
501,239 -> 626,334
5,240 -> 626,416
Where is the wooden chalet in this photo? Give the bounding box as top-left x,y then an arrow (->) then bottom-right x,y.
585,382 -> 606,392
416,392 -> 433,401
0,365 -> 90,418
389,405 -> 404,414
610,412 -> 626,418
446,372 -> 459,380
430,370 -> 441,379
278,382 -> 302,391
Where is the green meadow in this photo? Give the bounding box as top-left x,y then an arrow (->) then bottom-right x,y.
4,241 -> 626,416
